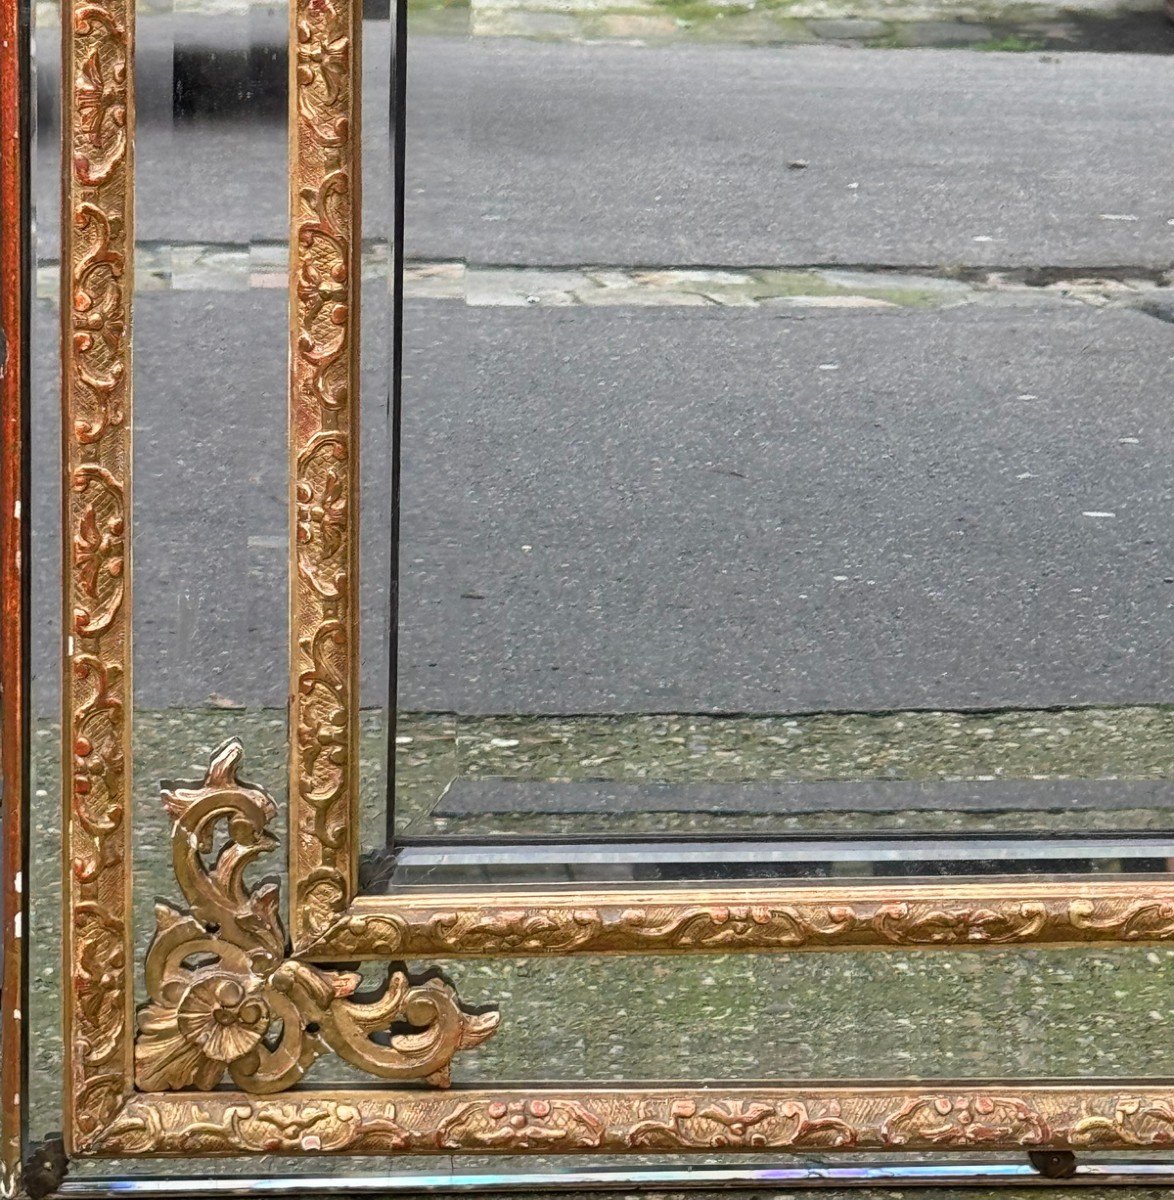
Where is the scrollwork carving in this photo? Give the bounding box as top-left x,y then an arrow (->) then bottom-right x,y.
1068,897 -> 1174,941
438,1099 -> 607,1150
627,1098 -> 856,1150
617,903 -> 859,949
135,742 -> 499,1094
871,901 -> 1050,946
95,1086 -> 1174,1158
306,883 -> 1174,960
63,0 -> 134,1152
879,1095 -> 1051,1147
1070,1095 -> 1174,1147
289,0 -> 360,944
70,465 -> 125,636
424,909 -> 606,956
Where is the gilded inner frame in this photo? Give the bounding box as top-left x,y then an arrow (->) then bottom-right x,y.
58,0 -> 1174,1163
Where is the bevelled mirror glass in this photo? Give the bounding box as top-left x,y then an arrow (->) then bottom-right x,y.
376,27 -> 1174,889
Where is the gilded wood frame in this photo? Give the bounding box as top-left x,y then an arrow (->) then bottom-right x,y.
57,0 -> 1174,1165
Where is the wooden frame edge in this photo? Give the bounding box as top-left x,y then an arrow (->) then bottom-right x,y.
0,0 -> 31,1184
84,1083 -> 1174,1157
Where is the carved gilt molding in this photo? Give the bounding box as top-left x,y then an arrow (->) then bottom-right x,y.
301,883 -> 1174,960
136,742 -> 499,1093
289,0 -> 361,943
62,0 -> 134,1152
92,1085 -> 1174,1157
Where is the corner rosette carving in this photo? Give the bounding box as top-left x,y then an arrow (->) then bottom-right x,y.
136,740 -> 500,1093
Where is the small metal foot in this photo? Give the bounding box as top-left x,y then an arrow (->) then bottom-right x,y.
1028,1149 -> 1078,1179
23,1136 -> 68,1200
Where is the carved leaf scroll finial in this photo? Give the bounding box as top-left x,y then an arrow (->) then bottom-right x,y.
135,740 -> 500,1094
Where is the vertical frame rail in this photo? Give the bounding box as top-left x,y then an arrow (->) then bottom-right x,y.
60,0 -> 134,1153
0,0 -> 30,1184
289,0 -> 361,945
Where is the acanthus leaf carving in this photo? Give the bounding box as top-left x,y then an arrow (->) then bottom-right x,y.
438,1098 -> 607,1151
135,741 -> 499,1094
627,1098 -> 857,1150
289,0 -> 360,942
879,1094 -> 1051,1148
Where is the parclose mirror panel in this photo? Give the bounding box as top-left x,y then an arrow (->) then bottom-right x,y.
385,26 -> 1174,876
120,0 -> 392,833
29,0 -> 64,1149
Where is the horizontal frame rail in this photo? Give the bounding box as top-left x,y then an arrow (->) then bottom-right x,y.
85,1083 -> 1174,1157
299,876 -> 1174,960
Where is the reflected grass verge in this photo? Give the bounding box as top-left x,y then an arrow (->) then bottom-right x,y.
393,704 -> 1174,836
400,0 -> 1174,51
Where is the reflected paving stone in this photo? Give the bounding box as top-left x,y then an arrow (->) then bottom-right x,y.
390,706 -> 1174,837
389,41 -> 1174,269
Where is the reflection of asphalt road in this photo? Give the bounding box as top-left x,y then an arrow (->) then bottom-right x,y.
394,39 -> 1174,270
30,40 -> 1174,714
33,39 -> 1174,267
32,291 -> 1174,713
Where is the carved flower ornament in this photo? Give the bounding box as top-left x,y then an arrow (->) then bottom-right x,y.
135,740 -> 499,1093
